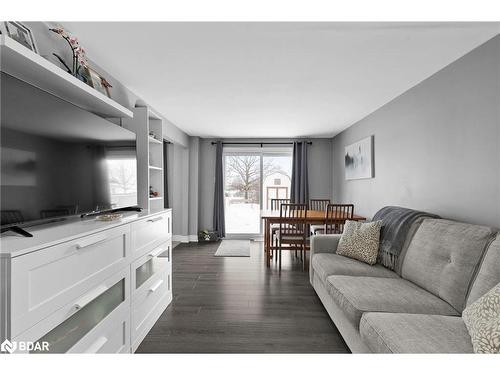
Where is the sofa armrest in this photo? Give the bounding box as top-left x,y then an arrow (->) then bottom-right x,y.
310,234 -> 342,256
310,234 -> 342,285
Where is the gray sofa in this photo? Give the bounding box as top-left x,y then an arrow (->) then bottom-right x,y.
310,218 -> 500,353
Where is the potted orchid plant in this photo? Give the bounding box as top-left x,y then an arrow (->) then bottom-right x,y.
49,27 -> 89,79
48,26 -> 112,97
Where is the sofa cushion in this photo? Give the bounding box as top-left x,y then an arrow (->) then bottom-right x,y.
462,282 -> 500,353
467,234 -> 500,305
311,253 -> 398,284
360,312 -> 473,353
326,276 -> 459,327
401,219 -> 496,312
336,220 -> 383,265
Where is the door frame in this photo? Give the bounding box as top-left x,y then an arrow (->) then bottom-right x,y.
222,146 -> 292,240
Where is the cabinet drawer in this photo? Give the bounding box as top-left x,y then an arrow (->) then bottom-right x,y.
130,211 -> 171,260
131,240 -> 170,301
68,307 -> 129,354
131,268 -> 171,347
11,225 -> 130,337
13,267 -> 130,353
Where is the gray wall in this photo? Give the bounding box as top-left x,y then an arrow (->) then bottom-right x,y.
167,137 -> 200,240
169,143 -> 190,237
332,35 -> 500,228
197,137 -> 333,232
198,138 -> 217,232
188,137 -> 200,238
309,138 -> 334,200
163,118 -> 189,148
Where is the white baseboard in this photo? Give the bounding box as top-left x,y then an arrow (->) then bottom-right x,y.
172,235 -> 199,243
172,235 -> 189,243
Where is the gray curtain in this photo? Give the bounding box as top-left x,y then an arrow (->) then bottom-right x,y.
290,141 -> 309,204
213,141 -> 225,237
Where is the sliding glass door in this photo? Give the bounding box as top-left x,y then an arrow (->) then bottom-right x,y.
262,153 -> 292,211
224,152 -> 261,235
223,147 -> 292,237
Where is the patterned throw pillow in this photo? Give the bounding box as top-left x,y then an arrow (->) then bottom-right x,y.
462,282 -> 500,353
336,220 -> 383,265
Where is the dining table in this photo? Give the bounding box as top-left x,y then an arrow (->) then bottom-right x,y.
261,209 -> 366,267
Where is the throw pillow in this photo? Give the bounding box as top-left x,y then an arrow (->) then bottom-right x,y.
336,220 -> 383,265
462,282 -> 500,353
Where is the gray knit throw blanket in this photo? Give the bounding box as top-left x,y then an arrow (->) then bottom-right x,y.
373,206 -> 440,270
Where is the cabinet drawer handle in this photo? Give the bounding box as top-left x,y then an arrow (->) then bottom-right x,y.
147,216 -> 163,223
149,279 -> 164,293
75,235 -> 108,249
84,336 -> 108,354
148,247 -> 166,258
75,285 -> 108,310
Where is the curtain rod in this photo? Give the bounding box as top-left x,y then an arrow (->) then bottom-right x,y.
210,141 -> 312,146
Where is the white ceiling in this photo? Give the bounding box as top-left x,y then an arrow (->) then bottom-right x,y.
64,22 -> 499,138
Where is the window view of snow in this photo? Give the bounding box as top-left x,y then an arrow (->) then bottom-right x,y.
224,152 -> 291,234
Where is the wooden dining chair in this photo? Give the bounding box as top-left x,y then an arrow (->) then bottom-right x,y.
309,199 -> 331,235
323,204 -> 354,234
277,203 -> 308,271
269,198 -> 291,261
270,198 -> 291,211
309,199 -> 331,211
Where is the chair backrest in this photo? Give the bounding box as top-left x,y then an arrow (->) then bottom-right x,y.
270,198 -> 291,211
325,204 -> 354,234
279,203 -> 308,235
309,199 -> 330,211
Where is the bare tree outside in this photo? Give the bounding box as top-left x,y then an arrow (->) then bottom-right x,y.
224,153 -> 293,234
108,159 -> 137,194
225,155 -> 289,202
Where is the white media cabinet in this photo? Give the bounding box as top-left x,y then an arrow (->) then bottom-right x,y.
0,209 -> 172,353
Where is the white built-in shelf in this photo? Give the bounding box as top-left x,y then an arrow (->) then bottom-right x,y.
122,106 -> 165,212
148,136 -> 163,144
0,35 -> 133,119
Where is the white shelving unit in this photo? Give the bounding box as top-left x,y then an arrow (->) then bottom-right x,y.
0,34 -> 172,354
0,35 -> 133,119
148,136 -> 163,145
149,197 -> 164,201
123,107 -> 165,212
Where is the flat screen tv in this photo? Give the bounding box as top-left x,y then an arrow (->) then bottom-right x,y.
1,73 -> 138,230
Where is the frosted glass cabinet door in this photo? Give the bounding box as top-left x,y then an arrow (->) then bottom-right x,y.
32,279 -> 125,353
134,243 -> 170,290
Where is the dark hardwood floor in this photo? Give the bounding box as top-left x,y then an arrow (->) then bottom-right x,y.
136,240 -> 349,353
